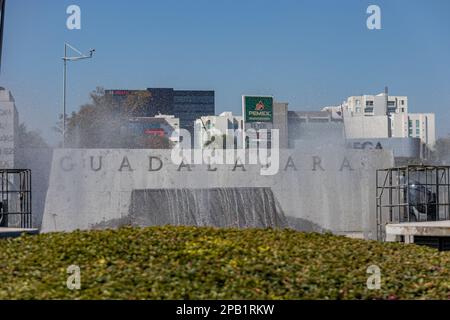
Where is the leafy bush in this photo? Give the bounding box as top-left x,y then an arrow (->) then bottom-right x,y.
0,226 -> 449,300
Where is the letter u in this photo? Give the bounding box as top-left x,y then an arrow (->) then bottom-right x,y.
90,156 -> 103,172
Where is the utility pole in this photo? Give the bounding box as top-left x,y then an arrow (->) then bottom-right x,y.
62,43 -> 95,148
0,0 -> 6,73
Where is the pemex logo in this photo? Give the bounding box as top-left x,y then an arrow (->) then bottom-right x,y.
255,100 -> 265,111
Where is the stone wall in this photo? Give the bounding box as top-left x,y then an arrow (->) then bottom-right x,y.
16,148 -> 54,228
42,147 -> 393,239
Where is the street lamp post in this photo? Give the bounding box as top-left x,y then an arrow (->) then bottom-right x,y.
62,43 -> 95,148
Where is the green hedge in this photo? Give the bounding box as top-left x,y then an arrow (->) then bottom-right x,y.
0,226 -> 449,299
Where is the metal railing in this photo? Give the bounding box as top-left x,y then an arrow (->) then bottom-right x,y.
0,169 -> 32,229
376,165 -> 450,241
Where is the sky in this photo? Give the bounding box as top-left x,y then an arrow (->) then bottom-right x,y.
1,0 -> 450,145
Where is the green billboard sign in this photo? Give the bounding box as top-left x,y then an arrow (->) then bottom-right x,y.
243,96 -> 273,123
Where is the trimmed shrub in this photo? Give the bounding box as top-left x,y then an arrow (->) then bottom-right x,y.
0,226 -> 449,300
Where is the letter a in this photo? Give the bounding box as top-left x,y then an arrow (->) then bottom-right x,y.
366,5 -> 381,30
366,265 -> 381,290
67,265 -> 81,290
67,5 -> 81,30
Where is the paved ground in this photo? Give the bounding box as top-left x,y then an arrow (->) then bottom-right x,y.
0,228 -> 39,238
386,220 -> 450,240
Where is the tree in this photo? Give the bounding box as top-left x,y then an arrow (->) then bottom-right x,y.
140,135 -> 174,149
64,88 -> 172,149
124,91 -> 152,117
17,123 -> 49,148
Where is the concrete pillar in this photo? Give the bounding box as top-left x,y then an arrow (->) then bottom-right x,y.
0,88 -> 19,169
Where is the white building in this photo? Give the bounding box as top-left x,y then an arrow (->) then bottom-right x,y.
327,91 -> 436,149
194,112 -> 243,149
194,100 -> 290,150
407,113 -> 436,147
343,93 -> 408,116
0,88 -> 19,169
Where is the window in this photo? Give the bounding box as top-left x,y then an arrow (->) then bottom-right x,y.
416,128 -> 420,135
387,107 -> 397,113
416,120 -> 420,127
401,100 -> 405,106
366,101 -> 374,106
387,101 -> 396,106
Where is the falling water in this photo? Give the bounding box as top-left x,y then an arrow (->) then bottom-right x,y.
127,187 -> 288,229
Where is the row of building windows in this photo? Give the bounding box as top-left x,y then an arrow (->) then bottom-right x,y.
174,96 -> 215,104
174,107 -> 214,112
408,119 -> 424,137
354,99 -> 406,108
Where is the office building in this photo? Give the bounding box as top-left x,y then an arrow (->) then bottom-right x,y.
407,113 -> 436,147
331,91 -> 436,149
126,114 -> 180,144
105,88 -> 215,136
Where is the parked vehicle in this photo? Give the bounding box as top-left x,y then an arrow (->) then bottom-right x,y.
408,181 -> 437,222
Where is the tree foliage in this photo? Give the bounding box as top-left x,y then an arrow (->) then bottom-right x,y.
17,123 -> 48,149
64,88 -> 172,149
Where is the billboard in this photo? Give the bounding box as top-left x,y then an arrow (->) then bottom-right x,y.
243,95 -> 273,123
0,0 -> 5,72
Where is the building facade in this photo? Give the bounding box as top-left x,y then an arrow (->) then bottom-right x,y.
343,93 -> 408,117
193,98 -> 289,150
287,111 -> 344,148
126,114 -> 180,144
105,88 -> 215,136
194,112 -> 243,149
173,90 -> 215,134
407,113 -> 436,147
332,91 -> 436,150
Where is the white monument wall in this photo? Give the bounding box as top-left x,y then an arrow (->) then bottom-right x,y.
42,148 -> 393,239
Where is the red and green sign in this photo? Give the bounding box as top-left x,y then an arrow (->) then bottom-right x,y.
243,96 -> 273,123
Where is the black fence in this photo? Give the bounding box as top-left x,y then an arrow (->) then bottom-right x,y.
0,169 -> 32,229
376,165 -> 450,241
